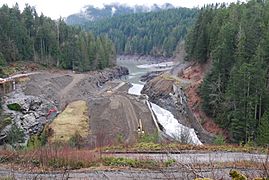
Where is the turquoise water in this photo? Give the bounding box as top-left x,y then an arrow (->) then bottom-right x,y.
117,58 -> 173,84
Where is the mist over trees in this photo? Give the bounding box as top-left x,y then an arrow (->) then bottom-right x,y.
185,0 -> 269,145
0,4 -> 116,72
83,8 -> 198,57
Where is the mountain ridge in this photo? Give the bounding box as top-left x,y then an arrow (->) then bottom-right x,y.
66,3 -> 176,25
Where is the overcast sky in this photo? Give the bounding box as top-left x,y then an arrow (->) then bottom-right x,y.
1,0 -> 243,19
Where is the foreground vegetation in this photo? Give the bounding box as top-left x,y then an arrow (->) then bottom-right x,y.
0,4 -> 115,73
104,142 -> 268,154
0,143 -> 267,179
0,146 -> 175,170
186,0 -> 269,145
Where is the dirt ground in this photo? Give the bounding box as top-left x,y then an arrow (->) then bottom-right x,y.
179,61 -> 227,136
22,70 -> 157,146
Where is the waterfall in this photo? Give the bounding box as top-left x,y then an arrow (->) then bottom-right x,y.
128,83 -> 202,145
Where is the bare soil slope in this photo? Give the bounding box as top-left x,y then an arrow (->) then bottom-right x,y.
20,68 -> 157,145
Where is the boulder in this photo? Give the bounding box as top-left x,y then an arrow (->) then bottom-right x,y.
1,87 -> 57,143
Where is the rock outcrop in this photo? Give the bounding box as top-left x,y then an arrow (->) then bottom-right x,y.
0,66 -> 129,145
1,88 -> 57,144
141,74 -> 214,143
140,71 -> 162,82
95,66 -> 129,86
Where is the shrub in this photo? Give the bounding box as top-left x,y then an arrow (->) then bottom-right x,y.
213,134 -> 226,145
229,170 -> 247,180
48,158 -> 84,169
164,159 -> 176,167
116,133 -> 124,144
40,128 -> 48,146
0,52 -> 6,67
68,131 -> 83,148
7,103 -> 21,112
102,157 -> 159,169
27,135 -> 42,149
134,142 -> 162,151
138,132 -> 159,143
0,117 -> 12,131
27,126 -> 49,149
5,124 -> 24,146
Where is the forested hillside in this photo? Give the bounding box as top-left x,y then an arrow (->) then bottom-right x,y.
0,4 -> 116,72
185,0 -> 269,145
66,3 -> 175,25
84,8 -> 198,57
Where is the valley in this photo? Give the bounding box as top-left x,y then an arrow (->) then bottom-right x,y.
0,56 -> 267,179
1,1 -> 269,179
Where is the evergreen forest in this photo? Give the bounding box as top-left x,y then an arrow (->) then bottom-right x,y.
84,8 -> 198,57
185,0 -> 269,145
0,4 -> 116,72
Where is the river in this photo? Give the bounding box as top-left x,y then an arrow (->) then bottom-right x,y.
117,58 -> 174,84
117,57 -> 202,145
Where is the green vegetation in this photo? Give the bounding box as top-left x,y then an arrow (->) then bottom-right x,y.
104,142 -> 267,154
7,103 -> 21,111
102,157 -> 160,169
213,135 -> 226,145
84,8 -> 198,57
0,117 -> 12,132
27,127 -> 48,149
134,142 -> 162,151
27,135 -> 43,149
116,133 -> 124,144
5,124 -> 24,146
68,131 -> 83,148
0,177 -> 15,180
0,146 -> 175,170
0,52 -> 6,67
229,170 -> 247,180
256,111 -> 269,146
164,159 -> 176,167
0,143 -> 267,173
185,0 -> 269,144
138,132 -> 159,143
0,4 -> 115,71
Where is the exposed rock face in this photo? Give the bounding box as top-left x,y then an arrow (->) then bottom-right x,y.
0,66 -> 129,145
96,66 -> 129,85
142,76 -> 189,126
141,75 -> 214,143
1,88 -> 57,144
140,71 -> 162,82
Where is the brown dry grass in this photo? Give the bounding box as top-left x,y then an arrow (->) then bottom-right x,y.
48,100 -> 89,142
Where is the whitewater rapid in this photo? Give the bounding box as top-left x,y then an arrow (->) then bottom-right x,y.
127,83 -> 202,145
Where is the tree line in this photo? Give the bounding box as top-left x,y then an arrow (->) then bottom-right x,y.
0,4 -> 116,72
185,0 -> 269,145
83,8 -> 198,57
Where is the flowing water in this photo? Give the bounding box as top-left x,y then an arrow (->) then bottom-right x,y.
117,57 -> 202,145
117,58 -> 173,84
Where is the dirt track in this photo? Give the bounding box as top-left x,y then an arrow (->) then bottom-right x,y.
114,95 -> 139,144
21,69 -> 156,146
109,151 -> 268,164
59,74 -> 87,108
0,151 -> 267,179
0,167 -> 263,180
